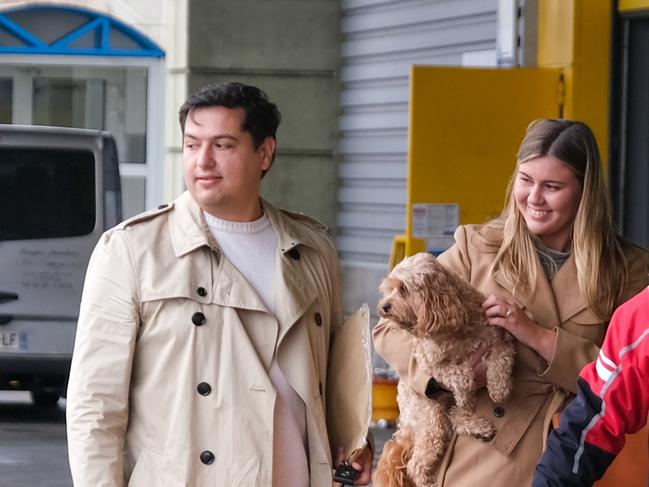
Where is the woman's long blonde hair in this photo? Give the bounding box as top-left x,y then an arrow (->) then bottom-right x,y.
486,119 -> 630,319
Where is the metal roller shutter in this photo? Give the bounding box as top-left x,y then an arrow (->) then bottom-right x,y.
338,0 -> 499,314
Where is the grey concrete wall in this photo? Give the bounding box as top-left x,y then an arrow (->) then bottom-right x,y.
185,0 -> 339,228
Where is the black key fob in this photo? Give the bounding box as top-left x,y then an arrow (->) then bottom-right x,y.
333,462 -> 360,485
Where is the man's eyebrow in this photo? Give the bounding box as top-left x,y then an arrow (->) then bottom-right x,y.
183,133 -> 238,141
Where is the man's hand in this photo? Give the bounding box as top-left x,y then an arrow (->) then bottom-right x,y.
335,444 -> 373,485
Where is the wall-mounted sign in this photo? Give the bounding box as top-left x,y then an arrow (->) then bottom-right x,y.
412,203 -> 459,255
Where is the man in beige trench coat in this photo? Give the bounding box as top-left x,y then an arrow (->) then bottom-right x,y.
66,82 -> 373,487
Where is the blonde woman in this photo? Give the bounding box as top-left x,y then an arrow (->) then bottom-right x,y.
373,119 -> 649,486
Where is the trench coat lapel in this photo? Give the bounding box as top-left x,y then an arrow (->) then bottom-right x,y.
274,252 -> 317,341
168,191 -> 270,313
168,193 -> 319,321
168,191 -> 213,257
213,258 -> 270,312
550,254 -> 588,322
263,201 -> 317,343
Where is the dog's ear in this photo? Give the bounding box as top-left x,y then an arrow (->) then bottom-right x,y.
417,269 -> 473,336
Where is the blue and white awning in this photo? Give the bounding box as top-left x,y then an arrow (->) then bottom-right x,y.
0,4 -> 164,57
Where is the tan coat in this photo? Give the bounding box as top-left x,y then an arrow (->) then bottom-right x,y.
372,224 -> 649,487
67,191 -> 351,487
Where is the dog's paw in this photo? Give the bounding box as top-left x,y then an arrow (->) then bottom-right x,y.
449,386 -> 474,410
472,427 -> 496,442
407,458 -> 438,487
471,419 -> 496,442
487,383 -> 512,404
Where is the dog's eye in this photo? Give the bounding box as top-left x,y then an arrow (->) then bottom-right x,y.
398,282 -> 407,294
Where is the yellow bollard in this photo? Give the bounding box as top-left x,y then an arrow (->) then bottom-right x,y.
371,378 -> 399,423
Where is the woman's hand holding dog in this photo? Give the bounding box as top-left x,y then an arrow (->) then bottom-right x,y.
482,294 -> 556,362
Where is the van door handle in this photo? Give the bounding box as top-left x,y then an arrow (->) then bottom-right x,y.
0,292 -> 18,303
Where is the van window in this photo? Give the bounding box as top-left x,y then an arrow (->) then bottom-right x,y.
0,147 -> 95,240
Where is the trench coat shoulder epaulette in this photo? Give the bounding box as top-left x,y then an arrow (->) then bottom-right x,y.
279,208 -> 329,233
114,202 -> 175,231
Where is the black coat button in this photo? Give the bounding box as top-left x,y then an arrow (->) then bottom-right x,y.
493,406 -> 505,417
314,312 -> 322,326
197,287 -> 207,297
200,450 -> 214,465
192,312 -> 206,326
287,248 -> 300,260
157,204 -> 168,209
197,382 -> 211,396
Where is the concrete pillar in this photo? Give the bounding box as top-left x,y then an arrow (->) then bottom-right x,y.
182,0 -> 340,227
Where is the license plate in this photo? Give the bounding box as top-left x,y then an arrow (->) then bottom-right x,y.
0,331 -> 27,351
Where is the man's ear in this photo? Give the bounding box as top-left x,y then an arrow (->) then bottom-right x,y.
259,137 -> 276,171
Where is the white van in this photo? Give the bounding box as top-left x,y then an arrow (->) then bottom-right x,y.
0,125 -> 121,406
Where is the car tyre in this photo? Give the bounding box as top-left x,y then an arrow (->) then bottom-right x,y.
30,390 -> 60,407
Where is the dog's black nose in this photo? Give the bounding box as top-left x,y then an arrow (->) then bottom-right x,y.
382,303 -> 391,313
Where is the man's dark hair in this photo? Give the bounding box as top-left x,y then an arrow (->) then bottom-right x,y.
178,82 -> 281,150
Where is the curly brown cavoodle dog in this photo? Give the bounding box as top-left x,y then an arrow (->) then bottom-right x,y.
373,252 -> 515,487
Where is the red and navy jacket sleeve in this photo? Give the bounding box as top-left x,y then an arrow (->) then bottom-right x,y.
532,287 -> 649,487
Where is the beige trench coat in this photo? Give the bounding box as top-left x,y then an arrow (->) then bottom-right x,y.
373,224 -> 649,487
67,191 -> 354,487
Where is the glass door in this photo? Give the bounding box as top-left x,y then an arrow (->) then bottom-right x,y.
0,64 -> 149,218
